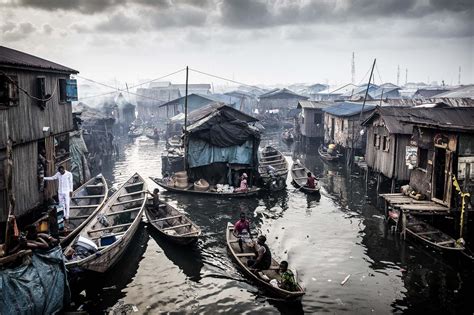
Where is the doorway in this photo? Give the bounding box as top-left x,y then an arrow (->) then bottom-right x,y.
330,118 -> 335,142
433,147 -> 446,200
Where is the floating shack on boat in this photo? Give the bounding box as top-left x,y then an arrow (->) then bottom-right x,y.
295,100 -> 333,144
183,103 -> 261,186
0,45 -> 78,223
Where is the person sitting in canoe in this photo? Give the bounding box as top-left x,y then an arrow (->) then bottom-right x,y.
277,261 -> 298,291
233,212 -> 252,252
305,172 -> 317,189
234,173 -> 248,192
247,235 -> 272,271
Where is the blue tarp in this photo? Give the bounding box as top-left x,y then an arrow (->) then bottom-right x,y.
323,102 -> 376,117
0,246 -> 70,315
187,138 -> 254,168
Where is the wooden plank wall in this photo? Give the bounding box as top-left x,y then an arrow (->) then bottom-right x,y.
0,68 -> 73,149
11,142 -> 42,216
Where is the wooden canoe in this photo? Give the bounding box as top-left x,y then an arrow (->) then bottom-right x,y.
63,173 -> 147,273
226,223 -> 305,300
290,160 -> 320,194
405,216 -> 464,252
258,146 -> 288,191
318,144 -> 343,162
60,174 -> 108,246
145,200 -> 201,245
151,177 -> 261,198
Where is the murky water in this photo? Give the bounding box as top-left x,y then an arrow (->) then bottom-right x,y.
70,136 -> 473,314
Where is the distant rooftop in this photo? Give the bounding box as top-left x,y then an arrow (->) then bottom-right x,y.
0,45 -> 78,74
431,85 -> 474,99
297,100 -> 334,109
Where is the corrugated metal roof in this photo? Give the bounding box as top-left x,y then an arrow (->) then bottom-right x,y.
431,85 -> 474,99
0,45 -> 78,73
259,88 -> 308,100
323,102 -> 376,117
297,100 -> 334,109
363,106 -> 474,133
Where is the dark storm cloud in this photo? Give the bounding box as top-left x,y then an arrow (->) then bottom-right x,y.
429,0 -> 474,12
95,12 -> 142,33
1,22 -> 36,41
15,0 -> 126,14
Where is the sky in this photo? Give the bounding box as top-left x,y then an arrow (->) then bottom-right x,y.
1,0 -> 473,90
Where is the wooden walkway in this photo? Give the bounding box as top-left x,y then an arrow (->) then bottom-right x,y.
380,193 -> 450,215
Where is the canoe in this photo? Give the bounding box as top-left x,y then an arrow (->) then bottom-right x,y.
128,127 -> 143,138
290,160 -> 320,194
225,223 -> 305,299
258,146 -> 288,191
405,216 -> 464,252
151,177 -> 261,198
60,174 -> 108,246
63,173 -> 147,273
145,200 -> 201,245
318,144 -> 343,162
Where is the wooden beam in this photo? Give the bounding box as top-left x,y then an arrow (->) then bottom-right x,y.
72,195 -> 104,199
69,215 -> 90,220
124,182 -> 144,188
416,231 -> 441,236
162,223 -> 191,231
235,253 -> 255,257
90,232 -> 126,241
106,207 -> 142,216
69,204 -> 100,209
118,190 -> 146,198
436,240 -> 455,246
88,222 -> 133,234
179,231 -> 200,236
113,197 -> 144,206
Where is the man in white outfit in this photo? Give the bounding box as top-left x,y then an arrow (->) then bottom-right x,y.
44,166 -> 74,220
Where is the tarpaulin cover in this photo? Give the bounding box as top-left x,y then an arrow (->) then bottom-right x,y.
0,246 -> 70,315
187,138 -> 255,168
191,119 -> 259,147
70,130 -> 91,187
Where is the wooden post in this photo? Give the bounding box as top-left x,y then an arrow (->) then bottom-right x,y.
401,211 -> 407,240
462,163 -> 470,240
183,66 -> 189,172
391,178 -> 396,193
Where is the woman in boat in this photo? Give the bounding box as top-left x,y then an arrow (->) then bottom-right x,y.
234,173 -> 249,192
305,172 -> 317,189
233,212 -> 252,252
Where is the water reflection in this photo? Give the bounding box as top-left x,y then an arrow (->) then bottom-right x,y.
147,226 -> 204,282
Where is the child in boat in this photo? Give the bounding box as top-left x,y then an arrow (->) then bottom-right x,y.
233,212 -> 252,252
305,172 -> 317,189
234,173 -> 249,192
277,261 -> 298,291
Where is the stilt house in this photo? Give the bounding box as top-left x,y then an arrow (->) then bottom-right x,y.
0,46 -> 78,221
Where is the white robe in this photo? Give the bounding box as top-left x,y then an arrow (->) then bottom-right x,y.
44,171 -> 73,219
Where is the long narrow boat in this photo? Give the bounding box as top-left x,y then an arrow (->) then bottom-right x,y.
63,173 -> 147,273
226,223 -> 305,300
151,177 -> 261,198
128,127 -> 143,138
145,200 -> 201,245
405,216 -> 464,252
290,160 -> 320,194
318,144 -> 343,162
60,174 -> 108,246
258,146 -> 288,191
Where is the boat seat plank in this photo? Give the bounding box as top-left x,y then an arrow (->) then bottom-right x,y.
415,231 -> 441,236
261,154 -> 282,159
380,193 -> 404,197
113,197 -> 145,206
72,195 -> 104,199
259,160 -> 286,165
69,204 -> 100,209
292,168 -> 305,171
86,184 -> 104,188
162,223 -> 191,231
124,182 -> 144,188
106,207 -> 142,216
118,190 -> 147,198
235,253 -> 256,257
294,176 -> 307,180
179,231 -> 200,236
88,222 -> 133,234
436,240 -> 455,246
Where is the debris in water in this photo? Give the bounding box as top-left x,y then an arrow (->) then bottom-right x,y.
341,274 -> 351,286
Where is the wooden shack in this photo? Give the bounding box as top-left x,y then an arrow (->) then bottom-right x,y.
0,46 -> 78,221
296,100 -> 333,141
158,94 -> 227,120
323,102 -> 375,154
362,107 -> 416,188
258,88 -> 308,117
405,107 -> 474,208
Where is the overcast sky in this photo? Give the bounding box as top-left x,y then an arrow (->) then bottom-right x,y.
1,0 -> 473,89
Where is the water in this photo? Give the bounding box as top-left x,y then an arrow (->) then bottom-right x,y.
70,136 -> 473,314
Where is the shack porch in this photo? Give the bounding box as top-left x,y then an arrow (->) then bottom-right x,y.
381,193 -> 452,216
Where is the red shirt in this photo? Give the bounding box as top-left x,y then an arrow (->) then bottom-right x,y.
234,219 -> 250,234
306,176 -> 316,188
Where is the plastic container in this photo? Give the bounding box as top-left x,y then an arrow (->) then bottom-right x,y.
100,234 -> 117,247
77,236 -> 98,251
